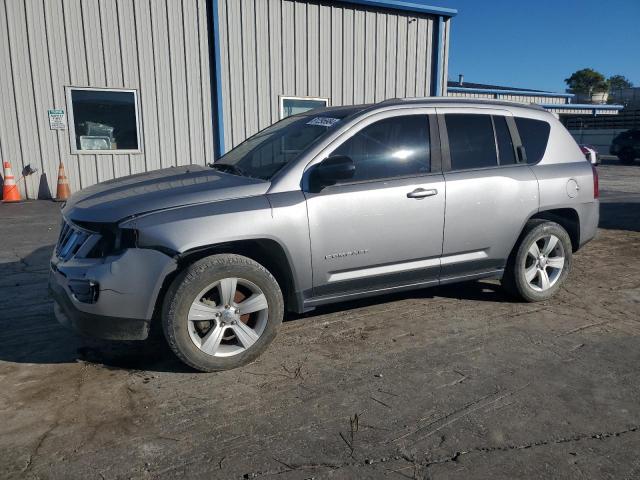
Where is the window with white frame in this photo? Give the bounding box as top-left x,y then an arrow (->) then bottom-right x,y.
67,87 -> 141,153
280,96 -> 328,119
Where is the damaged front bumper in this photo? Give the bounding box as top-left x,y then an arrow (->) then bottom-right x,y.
49,248 -> 177,340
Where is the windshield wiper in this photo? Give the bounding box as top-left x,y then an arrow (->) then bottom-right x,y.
209,163 -> 249,177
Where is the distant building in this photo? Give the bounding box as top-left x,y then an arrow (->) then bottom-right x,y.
447,76 -> 623,117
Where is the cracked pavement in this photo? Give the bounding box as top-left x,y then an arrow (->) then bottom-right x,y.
1,159 -> 640,479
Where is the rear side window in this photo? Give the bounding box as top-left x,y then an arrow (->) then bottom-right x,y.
493,116 -> 517,165
445,114 -> 497,170
331,115 -> 430,183
515,117 -> 551,164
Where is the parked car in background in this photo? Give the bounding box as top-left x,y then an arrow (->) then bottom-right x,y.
49,98 -> 600,372
580,144 -> 600,165
610,129 -> 640,164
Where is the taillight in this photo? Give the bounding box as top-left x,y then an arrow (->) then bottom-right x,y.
591,164 -> 599,199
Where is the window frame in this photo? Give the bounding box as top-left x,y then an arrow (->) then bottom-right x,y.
279,95 -> 329,120
438,109 -> 526,173
302,109 -> 441,190
65,86 -> 143,155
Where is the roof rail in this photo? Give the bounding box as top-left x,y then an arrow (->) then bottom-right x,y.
376,97 -> 401,105
368,97 -> 553,113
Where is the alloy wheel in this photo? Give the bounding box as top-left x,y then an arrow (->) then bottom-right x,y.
524,234 -> 566,292
187,277 -> 269,357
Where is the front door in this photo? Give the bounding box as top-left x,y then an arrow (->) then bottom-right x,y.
304,112 -> 446,298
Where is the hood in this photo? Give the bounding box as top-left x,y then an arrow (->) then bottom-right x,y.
63,165 -> 269,223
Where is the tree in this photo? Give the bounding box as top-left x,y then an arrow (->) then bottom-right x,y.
564,68 -> 608,94
608,75 -> 633,91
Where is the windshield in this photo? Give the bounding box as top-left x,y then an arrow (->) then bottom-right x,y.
214,108 -> 361,180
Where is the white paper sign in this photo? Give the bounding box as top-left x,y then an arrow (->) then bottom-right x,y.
307,117 -> 340,127
48,109 -> 66,130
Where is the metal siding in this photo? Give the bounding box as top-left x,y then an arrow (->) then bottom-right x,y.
268,0 -> 283,123
395,15 -> 407,97
44,1 -> 79,191
352,9 -> 365,104
25,0 -> 59,196
441,18 -> 450,95
415,17 -> 429,96
384,14 -> 397,99
405,13 -> 417,97
6,1 -> 41,198
0,2 -> 24,198
196,0 -> 213,163
217,0 -> 441,149
294,1 -> 307,96
374,13 -> 386,102
363,11 -> 376,102
330,6 -> 343,105
306,2 -> 319,96
255,0 -> 272,130
0,0 -> 213,199
282,1 -> 295,103
340,8 -> 353,105
318,4 -> 331,102
218,0 -> 233,152
150,0 -> 176,169
241,0 -> 258,138
181,0 -> 206,166
134,0 -> 161,174
167,0 -> 190,167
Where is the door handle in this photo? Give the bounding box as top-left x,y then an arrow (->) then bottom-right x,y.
407,188 -> 438,199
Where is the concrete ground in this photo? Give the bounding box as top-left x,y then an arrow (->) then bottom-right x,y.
1,159 -> 639,479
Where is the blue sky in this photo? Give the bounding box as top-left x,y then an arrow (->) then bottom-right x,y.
420,0 -> 640,92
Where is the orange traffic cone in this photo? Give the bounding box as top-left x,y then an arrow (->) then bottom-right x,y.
55,161 -> 71,202
2,161 -> 21,203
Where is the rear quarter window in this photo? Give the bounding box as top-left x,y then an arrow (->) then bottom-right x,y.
515,117 -> 551,164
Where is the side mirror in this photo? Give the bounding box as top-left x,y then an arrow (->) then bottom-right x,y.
310,156 -> 355,190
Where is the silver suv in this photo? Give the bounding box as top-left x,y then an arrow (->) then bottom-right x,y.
49,98 -> 599,372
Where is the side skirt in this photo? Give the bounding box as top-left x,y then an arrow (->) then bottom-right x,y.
301,268 -> 504,311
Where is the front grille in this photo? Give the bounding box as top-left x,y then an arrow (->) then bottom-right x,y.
55,218 -> 96,261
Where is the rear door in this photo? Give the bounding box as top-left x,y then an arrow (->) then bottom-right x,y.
437,108 -> 539,280
303,109 -> 446,298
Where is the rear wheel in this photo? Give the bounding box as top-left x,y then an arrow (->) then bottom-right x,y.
619,150 -> 636,165
503,220 -> 572,302
162,254 -> 284,372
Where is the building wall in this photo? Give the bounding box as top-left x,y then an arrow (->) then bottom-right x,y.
217,0 -> 446,152
0,0 -> 214,200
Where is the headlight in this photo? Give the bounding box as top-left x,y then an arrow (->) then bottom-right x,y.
73,221 -> 138,258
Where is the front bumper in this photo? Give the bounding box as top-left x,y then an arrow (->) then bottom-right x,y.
49,248 -> 177,341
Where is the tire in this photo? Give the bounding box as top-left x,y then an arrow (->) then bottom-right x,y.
502,220 -> 572,302
162,254 -> 284,372
619,150 -> 635,165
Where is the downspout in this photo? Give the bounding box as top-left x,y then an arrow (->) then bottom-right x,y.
210,0 -> 226,157
432,15 -> 445,96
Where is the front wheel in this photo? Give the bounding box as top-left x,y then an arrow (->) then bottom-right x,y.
502,220 -> 572,302
162,254 -> 284,372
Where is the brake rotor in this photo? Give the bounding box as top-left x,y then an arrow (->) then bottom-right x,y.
234,289 -> 251,324
196,285 -> 252,341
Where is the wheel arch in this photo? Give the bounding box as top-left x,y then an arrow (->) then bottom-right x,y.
529,208 -> 580,252
150,238 -> 302,323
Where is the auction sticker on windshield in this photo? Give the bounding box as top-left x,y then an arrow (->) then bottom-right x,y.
307,117 -> 341,127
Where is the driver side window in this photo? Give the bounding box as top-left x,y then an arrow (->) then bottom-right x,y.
330,115 -> 430,183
